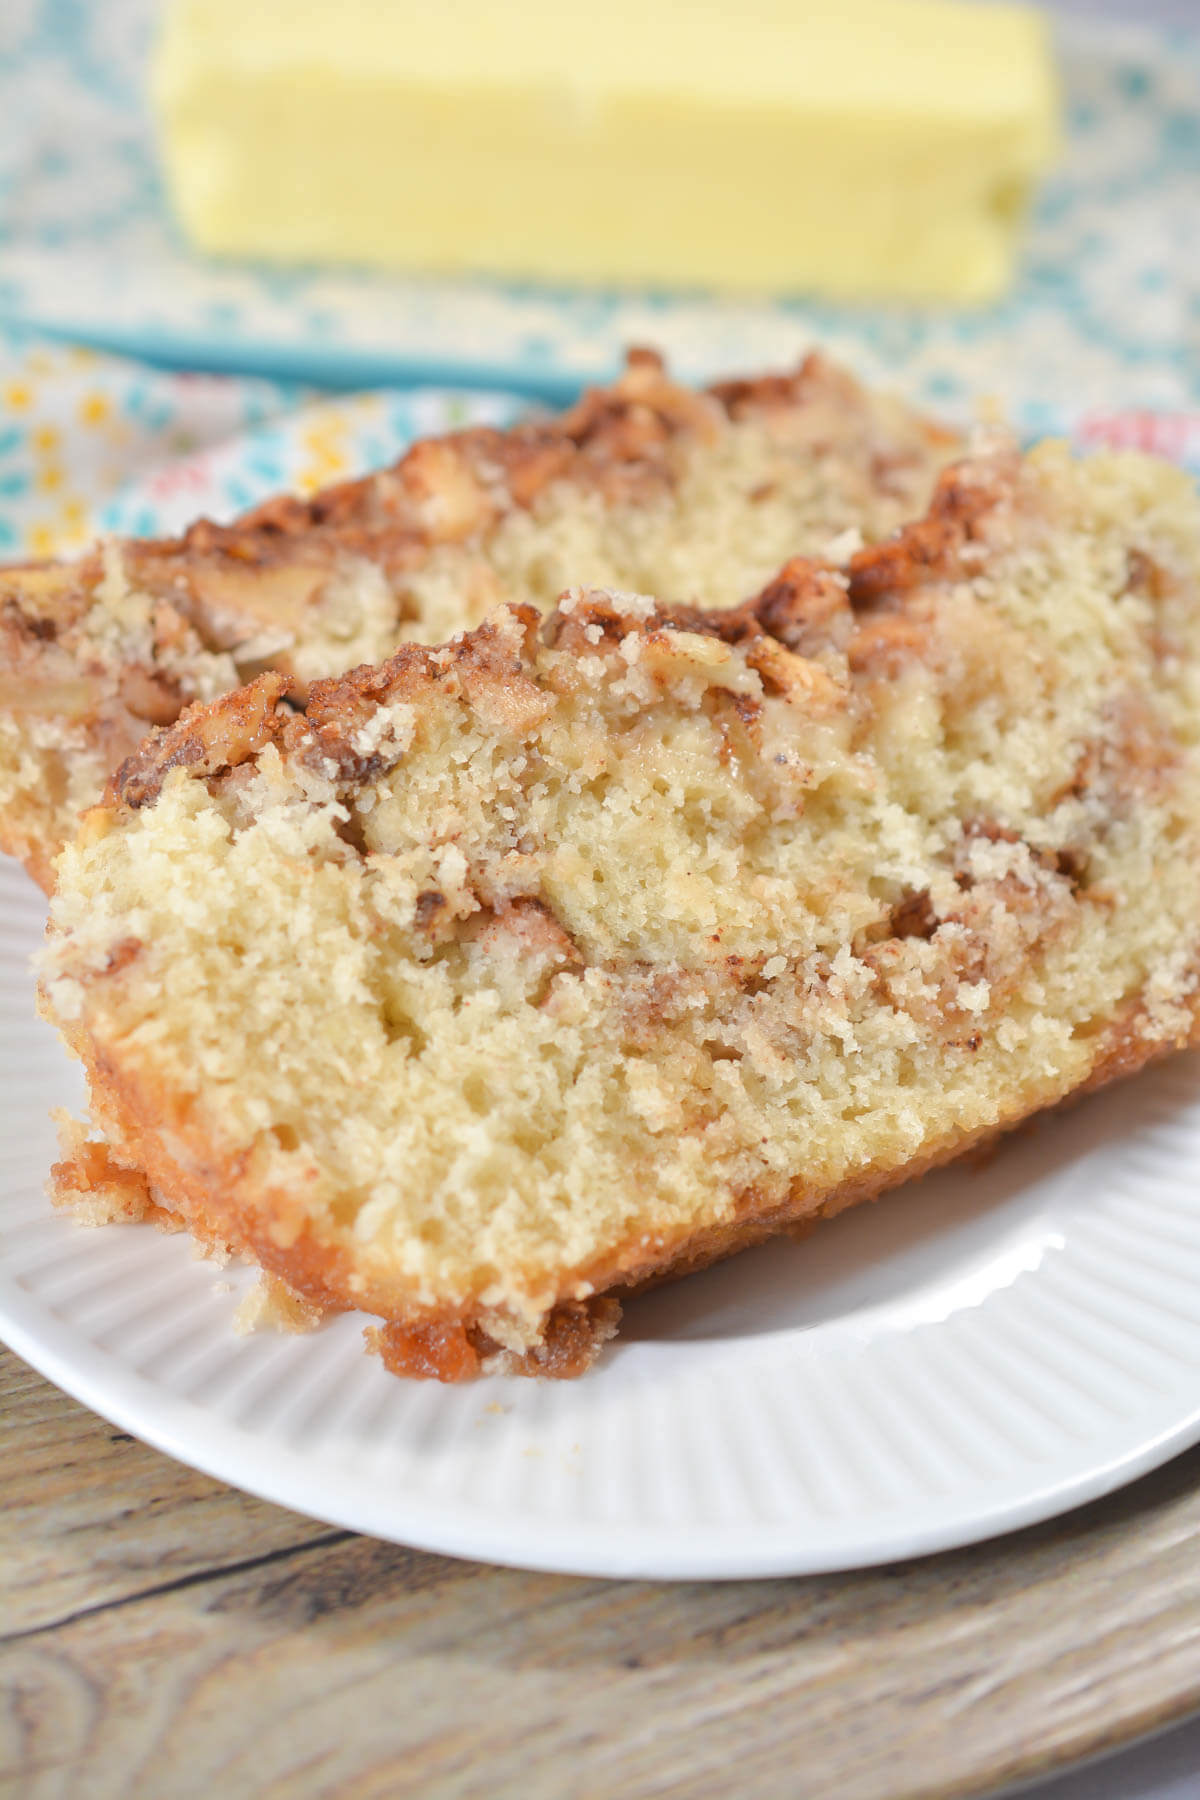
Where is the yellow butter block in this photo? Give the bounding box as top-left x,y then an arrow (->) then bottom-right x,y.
152,0 -> 1059,303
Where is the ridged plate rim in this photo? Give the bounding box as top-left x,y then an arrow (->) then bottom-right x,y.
4,854 -> 1200,1581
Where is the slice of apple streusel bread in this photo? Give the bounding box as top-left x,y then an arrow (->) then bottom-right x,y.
1,350 -> 956,888
39,439 -> 1200,1379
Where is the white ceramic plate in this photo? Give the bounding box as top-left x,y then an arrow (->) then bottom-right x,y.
4,852 -> 1200,1581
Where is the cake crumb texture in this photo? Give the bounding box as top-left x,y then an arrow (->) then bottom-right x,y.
1,352 -> 954,887
233,1274 -> 327,1337
39,440 -> 1200,1375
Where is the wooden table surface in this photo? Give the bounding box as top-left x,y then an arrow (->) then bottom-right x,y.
5,1347 -> 1200,1800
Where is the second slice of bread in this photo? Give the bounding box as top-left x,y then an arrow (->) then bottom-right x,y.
0,352 -> 955,888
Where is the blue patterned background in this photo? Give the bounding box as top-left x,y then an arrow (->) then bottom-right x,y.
0,0 -> 1198,418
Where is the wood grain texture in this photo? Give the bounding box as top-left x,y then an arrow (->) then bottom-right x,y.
0,1355 -> 341,1638
4,1344 -> 1200,1800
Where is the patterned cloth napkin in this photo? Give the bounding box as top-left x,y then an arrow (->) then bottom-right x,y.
6,1 -> 1200,423
0,329 -> 525,560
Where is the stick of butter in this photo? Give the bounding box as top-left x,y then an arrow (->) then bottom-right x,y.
152,0 -> 1059,303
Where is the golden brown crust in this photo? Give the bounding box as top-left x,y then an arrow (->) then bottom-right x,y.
51,979 -> 1198,1379
369,1299 -> 623,1382
59,973 -> 1191,1382
48,1119 -> 157,1227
